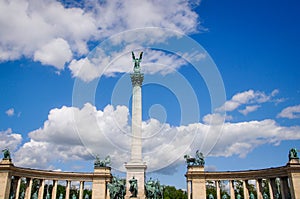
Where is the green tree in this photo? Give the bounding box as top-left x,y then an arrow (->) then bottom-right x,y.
163,185 -> 187,199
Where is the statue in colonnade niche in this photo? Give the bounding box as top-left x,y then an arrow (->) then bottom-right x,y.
208,193 -> 214,199
184,150 -> 205,166
288,148 -> 299,160
72,193 -> 77,199
263,192 -> 269,199
249,192 -> 255,199
59,193 -> 63,199
222,194 -> 228,199
84,193 -> 89,199
236,193 -> 241,199
94,155 -> 111,167
32,191 -> 38,199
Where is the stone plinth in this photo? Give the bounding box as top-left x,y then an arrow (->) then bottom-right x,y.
185,166 -> 206,199
125,162 -> 147,199
92,167 -> 112,199
0,159 -> 13,199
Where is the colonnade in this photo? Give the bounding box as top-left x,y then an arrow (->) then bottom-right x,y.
186,160 -> 300,199
9,177 -> 87,199
0,159 -> 112,199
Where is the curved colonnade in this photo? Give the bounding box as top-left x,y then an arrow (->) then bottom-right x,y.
0,159 -> 111,199
186,159 -> 300,199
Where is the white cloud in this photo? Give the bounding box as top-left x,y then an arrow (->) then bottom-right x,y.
5,108 -> 15,116
216,89 -> 278,113
0,0 -> 200,71
69,48 -> 189,82
277,104 -> 300,119
12,102 -> 300,173
239,105 -> 261,116
0,128 -> 22,152
34,38 -> 72,69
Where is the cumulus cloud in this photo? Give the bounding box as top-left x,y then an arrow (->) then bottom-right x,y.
12,102 -> 300,173
239,105 -> 261,116
5,108 -> 15,116
277,105 -> 300,119
0,128 -> 22,152
216,89 -> 278,114
34,38 -> 72,69
0,0 -> 200,71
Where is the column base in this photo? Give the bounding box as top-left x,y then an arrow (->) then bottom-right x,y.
125,162 -> 147,199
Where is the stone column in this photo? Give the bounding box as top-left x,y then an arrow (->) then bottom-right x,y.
229,180 -> 235,199
125,70 -> 147,199
38,179 -> 45,199
216,181 -> 221,199
52,180 -> 57,199
256,179 -> 263,199
15,177 -> 22,199
25,178 -> 33,199
187,180 -> 192,199
79,181 -> 84,199
243,180 -> 249,199
66,180 -> 71,199
268,178 -> 276,199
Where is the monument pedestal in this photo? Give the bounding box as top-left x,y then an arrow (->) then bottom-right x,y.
125,162 -> 147,199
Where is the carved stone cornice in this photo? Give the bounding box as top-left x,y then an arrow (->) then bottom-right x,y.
130,72 -> 144,87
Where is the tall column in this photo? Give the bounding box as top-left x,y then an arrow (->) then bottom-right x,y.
25,178 -> 33,199
129,72 -> 144,163
229,180 -> 235,199
51,180 -> 57,199
216,181 -> 221,199
243,180 -> 249,199
125,54 -> 147,199
38,179 -> 45,199
66,180 -> 71,199
79,181 -> 84,199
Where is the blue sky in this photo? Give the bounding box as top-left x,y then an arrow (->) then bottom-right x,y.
1,0 -> 300,189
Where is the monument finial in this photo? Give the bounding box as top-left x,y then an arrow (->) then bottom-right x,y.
132,51 -> 143,73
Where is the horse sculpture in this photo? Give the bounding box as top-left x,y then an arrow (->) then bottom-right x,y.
145,178 -> 163,199
94,155 -> 111,167
107,177 -> 126,199
184,150 -> 205,166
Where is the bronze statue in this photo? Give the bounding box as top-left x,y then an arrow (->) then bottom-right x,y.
2,148 -> 11,160
129,176 -> 138,197
145,178 -> 163,199
184,150 -> 205,166
132,51 -> 143,73
288,148 -> 299,160
94,155 -> 110,167
107,176 -> 126,199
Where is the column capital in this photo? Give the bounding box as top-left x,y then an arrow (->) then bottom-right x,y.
130,72 -> 144,87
